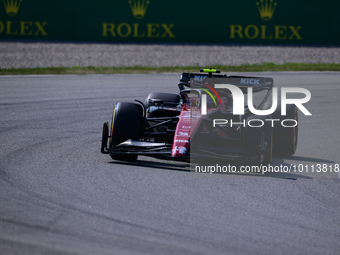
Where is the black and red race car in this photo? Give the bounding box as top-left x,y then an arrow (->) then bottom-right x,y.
101,69 -> 298,164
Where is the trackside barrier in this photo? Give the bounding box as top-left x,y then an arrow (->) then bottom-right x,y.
0,0 -> 339,45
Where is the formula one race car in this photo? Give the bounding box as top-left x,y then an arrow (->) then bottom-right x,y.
101,69 -> 298,164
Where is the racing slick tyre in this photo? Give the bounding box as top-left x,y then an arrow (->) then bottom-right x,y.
244,115 -> 273,166
109,102 -> 143,161
271,104 -> 298,156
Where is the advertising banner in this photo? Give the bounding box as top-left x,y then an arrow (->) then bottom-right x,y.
0,0 -> 339,45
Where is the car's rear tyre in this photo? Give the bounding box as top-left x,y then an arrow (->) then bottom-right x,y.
272,104 -> 298,156
109,102 -> 143,161
244,115 -> 273,166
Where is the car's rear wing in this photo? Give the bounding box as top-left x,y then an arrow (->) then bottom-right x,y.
180,73 -> 273,92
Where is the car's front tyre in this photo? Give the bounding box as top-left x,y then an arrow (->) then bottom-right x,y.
109,102 -> 143,161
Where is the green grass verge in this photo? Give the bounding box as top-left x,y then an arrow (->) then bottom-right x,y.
1,63 -> 340,75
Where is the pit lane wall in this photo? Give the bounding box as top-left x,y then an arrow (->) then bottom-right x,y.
0,0 -> 339,45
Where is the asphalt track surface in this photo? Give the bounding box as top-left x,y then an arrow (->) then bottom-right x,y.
0,73 -> 339,255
